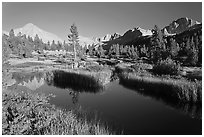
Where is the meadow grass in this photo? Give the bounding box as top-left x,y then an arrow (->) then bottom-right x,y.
119,72 -> 202,104
45,70 -> 104,93
12,62 -> 45,68
2,90 -> 113,135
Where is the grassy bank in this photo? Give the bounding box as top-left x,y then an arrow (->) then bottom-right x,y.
45,70 -> 104,93
119,71 -> 202,104
2,90 -> 113,135
45,65 -> 113,87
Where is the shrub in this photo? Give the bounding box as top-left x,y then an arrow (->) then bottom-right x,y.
86,65 -> 105,72
131,63 -> 152,72
152,58 -> 180,75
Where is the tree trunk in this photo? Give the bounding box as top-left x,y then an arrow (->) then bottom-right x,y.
74,42 -> 76,61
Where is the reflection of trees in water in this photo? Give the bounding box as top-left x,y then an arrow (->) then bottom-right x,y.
9,71 -> 45,91
12,71 -> 44,85
44,70 -> 104,104
119,79 -> 202,120
69,90 -> 79,105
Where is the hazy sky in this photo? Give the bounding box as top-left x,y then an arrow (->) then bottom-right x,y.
2,2 -> 202,40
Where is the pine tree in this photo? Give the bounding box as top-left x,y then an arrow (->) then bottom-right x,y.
57,41 -> 62,51
44,41 -> 49,50
115,44 -> 120,58
88,45 -> 93,56
119,45 -> 124,55
128,46 -> 132,58
185,37 -> 191,53
141,44 -> 148,57
62,40 -> 66,51
68,23 -> 79,60
131,45 -> 135,58
98,45 -> 105,58
51,40 -> 57,51
124,45 -> 128,57
133,47 -> 139,60
9,29 -> 15,38
34,34 -> 40,51
17,32 -> 22,37
22,34 -> 26,40
108,45 -> 113,57
150,25 -> 166,63
169,38 -> 179,58
2,37 -> 12,64
187,37 -> 198,66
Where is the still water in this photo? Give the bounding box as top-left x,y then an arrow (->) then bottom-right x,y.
8,70 -> 202,135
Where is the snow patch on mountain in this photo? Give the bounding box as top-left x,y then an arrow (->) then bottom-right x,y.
163,28 -> 176,36
99,32 -> 121,42
136,27 -> 152,36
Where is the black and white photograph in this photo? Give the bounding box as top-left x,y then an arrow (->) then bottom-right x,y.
2,1 -> 202,135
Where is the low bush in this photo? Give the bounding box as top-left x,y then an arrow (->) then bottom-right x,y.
86,65 -> 105,72
130,63 -> 152,72
152,58 -> 180,75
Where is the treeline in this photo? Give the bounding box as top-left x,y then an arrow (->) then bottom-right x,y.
104,25 -> 202,67
3,24 -> 202,67
2,29 -> 88,58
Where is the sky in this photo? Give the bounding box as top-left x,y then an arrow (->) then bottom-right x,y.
2,2 -> 202,40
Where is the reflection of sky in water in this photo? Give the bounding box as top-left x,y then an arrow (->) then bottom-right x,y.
10,71 -> 202,135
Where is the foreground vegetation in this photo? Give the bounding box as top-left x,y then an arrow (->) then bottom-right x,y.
2,90 -> 113,135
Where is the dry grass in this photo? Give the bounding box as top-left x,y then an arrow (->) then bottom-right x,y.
120,72 -> 202,103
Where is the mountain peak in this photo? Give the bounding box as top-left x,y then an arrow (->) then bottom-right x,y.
11,23 -> 63,43
163,17 -> 201,35
25,23 -> 35,26
23,23 -> 37,29
130,27 -> 152,36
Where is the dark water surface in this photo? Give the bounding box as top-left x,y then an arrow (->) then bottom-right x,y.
9,71 -> 202,135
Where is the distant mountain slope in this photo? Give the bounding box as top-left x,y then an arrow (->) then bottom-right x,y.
78,35 -> 99,47
163,17 -> 201,35
4,23 -> 63,43
100,33 -> 121,42
102,27 -> 152,49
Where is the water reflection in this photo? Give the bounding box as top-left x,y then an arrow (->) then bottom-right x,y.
9,71 -> 45,91
44,70 -> 104,104
44,70 -> 103,93
119,79 -> 202,120
10,70 -> 104,105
